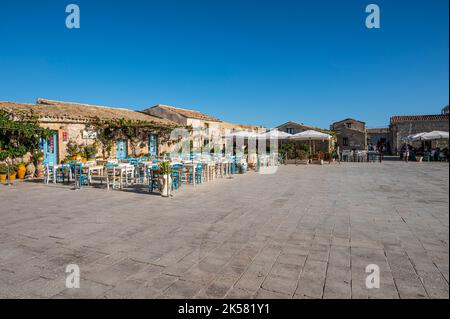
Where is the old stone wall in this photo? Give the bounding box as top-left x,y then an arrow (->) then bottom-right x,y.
390,120 -> 449,154
39,121 -> 152,162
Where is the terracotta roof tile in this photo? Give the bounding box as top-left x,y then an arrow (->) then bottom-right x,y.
148,104 -> 222,122
0,98 -> 179,127
390,114 -> 449,123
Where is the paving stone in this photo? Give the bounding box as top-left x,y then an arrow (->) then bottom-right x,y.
1,163 -> 448,299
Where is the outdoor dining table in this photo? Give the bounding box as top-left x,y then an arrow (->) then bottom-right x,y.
85,165 -> 104,184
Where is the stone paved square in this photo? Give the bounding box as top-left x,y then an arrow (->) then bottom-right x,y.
0,162 -> 448,299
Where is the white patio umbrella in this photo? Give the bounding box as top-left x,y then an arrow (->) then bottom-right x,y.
288,130 -> 332,154
401,132 -> 425,143
403,132 -> 425,142
225,130 -> 260,138
289,130 -> 332,141
417,131 -> 449,141
260,130 -> 293,139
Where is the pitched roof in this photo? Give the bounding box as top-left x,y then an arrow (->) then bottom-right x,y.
276,121 -> 329,133
146,104 -> 222,122
331,118 -> 366,126
0,98 -> 178,126
390,114 -> 449,124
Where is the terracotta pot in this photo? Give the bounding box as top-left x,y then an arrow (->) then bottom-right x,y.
36,160 -> 44,178
9,173 -> 16,181
0,174 -> 6,183
17,164 -> 26,179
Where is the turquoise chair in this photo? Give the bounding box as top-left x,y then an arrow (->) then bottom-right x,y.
171,164 -> 183,190
195,163 -> 204,184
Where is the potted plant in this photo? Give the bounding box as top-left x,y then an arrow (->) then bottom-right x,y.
158,160 -> 172,197
17,161 -> 27,179
83,145 -> 97,161
66,140 -> 79,160
9,165 -> 17,181
0,163 -> 7,183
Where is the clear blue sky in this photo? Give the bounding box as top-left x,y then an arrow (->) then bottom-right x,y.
0,0 -> 448,128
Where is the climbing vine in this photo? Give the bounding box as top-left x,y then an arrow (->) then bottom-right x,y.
0,109 -> 52,161
86,117 -> 186,157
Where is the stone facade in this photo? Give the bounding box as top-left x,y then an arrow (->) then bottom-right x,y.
144,104 -> 262,154
0,99 -> 179,163
367,127 -> 391,152
390,114 -> 449,155
37,121 -> 151,163
330,119 -> 367,151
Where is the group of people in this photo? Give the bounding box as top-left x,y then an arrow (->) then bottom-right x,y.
400,144 -> 449,162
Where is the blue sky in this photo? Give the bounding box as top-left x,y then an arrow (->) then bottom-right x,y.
0,0 -> 448,128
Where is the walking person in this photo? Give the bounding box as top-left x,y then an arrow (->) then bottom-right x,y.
404,145 -> 410,163
378,143 -> 385,163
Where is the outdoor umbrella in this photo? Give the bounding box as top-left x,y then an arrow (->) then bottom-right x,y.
402,132 -> 427,143
225,130 -> 260,138
260,130 -> 293,139
417,131 -> 449,141
288,130 -> 332,154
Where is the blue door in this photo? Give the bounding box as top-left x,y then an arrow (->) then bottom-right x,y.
40,132 -> 58,164
149,134 -> 158,158
116,139 -> 127,159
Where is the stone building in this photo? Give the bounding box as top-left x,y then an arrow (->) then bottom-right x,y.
0,98 -> 179,164
366,127 -> 391,152
276,121 -> 333,153
389,113 -> 449,155
330,118 -> 367,151
143,104 -> 262,153
143,104 -> 223,152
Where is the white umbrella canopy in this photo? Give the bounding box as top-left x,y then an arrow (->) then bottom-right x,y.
261,130 -> 293,139
289,130 -> 332,141
225,130 -> 260,138
402,132 -> 426,142
288,130 -> 332,155
418,131 -> 449,141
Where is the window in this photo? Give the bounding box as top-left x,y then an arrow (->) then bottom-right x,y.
346,123 -> 352,128
286,127 -> 295,134
343,137 -> 348,146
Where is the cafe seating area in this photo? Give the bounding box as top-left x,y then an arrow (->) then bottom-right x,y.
42,154 -> 249,196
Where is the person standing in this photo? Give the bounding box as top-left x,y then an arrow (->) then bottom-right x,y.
404,145 -> 410,163
378,144 -> 385,163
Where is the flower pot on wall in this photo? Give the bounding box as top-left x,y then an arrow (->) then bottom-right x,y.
0,175 -> 6,183
9,172 -> 16,181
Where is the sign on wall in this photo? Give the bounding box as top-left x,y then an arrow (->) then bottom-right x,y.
82,130 -> 97,139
